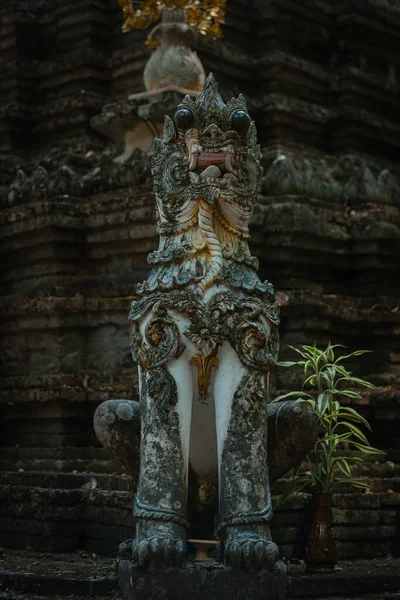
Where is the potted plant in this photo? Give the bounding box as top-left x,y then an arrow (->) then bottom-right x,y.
273,343 -> 384,570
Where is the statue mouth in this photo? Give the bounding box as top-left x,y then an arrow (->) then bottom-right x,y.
187,143 -> 236,183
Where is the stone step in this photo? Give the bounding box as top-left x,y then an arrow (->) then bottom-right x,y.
0,594 -> 120,600
292,595 -> 400,600
0,483 -> 398,558
0,446 -> 119,475
1,448 -> 398,478
0,459 -> 118,474
272,477 -> 400,496
289,560 -> 400,598
0,589 -> 399,600
0,549 -> 116,597
0,551 -> 399,599
0,466 -> 399,559
0,571 -> 116,598
0,447 -> 107,459
0,471 -> 134,491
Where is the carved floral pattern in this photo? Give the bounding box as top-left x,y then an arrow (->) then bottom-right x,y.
129,289 -> 279,406
130,315 -> 180,419
190,352 -> 219,400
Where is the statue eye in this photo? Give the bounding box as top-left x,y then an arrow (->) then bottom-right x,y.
231,110 -> 251,133
175,108 -> 194,129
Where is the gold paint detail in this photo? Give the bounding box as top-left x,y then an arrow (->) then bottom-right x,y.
190,352 -> 219,398
116,0 -> 227,43
159,213 -> 198,236
137,347 -> 149,370
194,481 -> 218,512
214,203 -> 250,239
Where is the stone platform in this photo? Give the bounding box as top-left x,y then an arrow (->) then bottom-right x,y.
1,550 -> 400,600
117,560 -> 287,600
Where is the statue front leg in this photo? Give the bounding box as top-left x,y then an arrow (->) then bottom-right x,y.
132,311 -> 193,568
214,341 -> 279,571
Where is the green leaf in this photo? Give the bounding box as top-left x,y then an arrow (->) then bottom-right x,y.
319,414 -> 333,432
343,456 -> 364,463
335,458 -> 352,477
330,344 -> 346,349
339,414 -> 371,430
273,469 -> 311,508
272,391 -> 313,403
334,365 -> 353,378
317,392 -> 330,416
349,441 -> 385,455
303,374 -> 318,387
336,350 -> 373,363
349,480 -> 371,490
304,360 -> 313,373
323,432 -> 352,443
340,422 -> 369,445
338,390 -> 363,399
338,407 -> 372,430
298,398 -> 317,408
348,377 -> 375,388
288,345 -> 308,358
321,371 -> 334,386
327,344 -> 345,361
302,344 -> 323,355
277,361 -> 298,367
333,478 -> 370,490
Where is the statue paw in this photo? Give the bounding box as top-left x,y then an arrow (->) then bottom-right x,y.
223,528 -> 279,570
118,538 -> 134,559
134,536 -> 186,568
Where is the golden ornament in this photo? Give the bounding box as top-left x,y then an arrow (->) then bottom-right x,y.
117,0 -> 226,43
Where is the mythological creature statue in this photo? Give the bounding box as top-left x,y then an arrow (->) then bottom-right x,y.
94,74 -> 317,575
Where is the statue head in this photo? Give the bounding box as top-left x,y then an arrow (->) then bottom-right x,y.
152,73 -> 262,208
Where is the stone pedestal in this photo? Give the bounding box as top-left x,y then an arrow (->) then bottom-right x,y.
117,560 -> 287,600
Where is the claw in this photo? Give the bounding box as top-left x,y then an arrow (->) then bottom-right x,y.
137,540 -> 149,566
228,541 -> 242,568
164,538 -> 175,567
265,542 -> 279,568
150,537 -> 161,567
175,539 -> 186,566
118,539 -> 133,558
242,541 -> 253,569
134,536 -> 187,568
254,541 -> 265,570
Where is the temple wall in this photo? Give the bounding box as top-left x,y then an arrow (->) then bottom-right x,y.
0,0 -> 399,558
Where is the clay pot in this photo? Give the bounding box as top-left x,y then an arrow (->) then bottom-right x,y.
306,491 -> 337,570
188,539 -> 218,562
